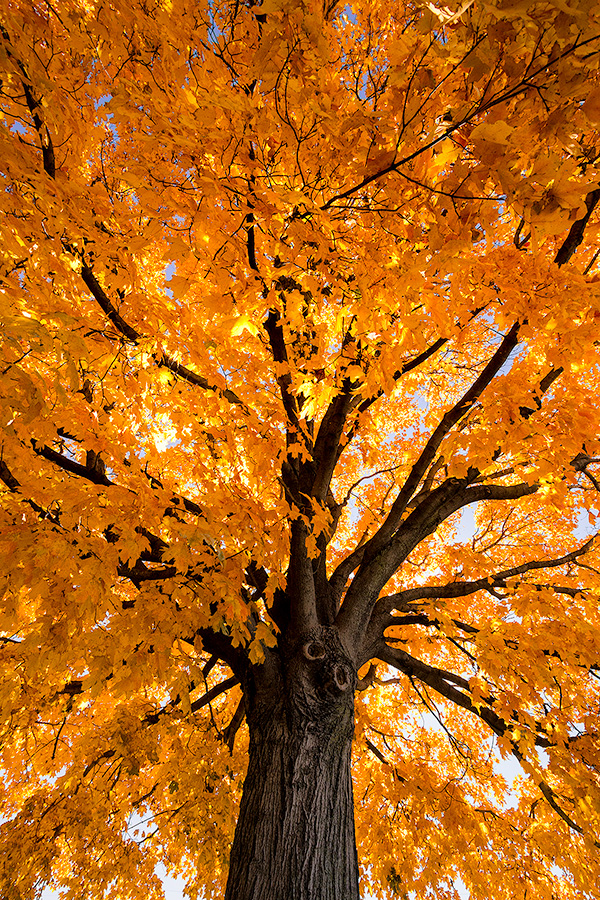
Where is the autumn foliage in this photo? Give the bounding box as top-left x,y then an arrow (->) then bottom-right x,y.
3,0 -> 600,898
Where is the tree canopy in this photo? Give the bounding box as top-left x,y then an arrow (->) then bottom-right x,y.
2,0 -> 600,898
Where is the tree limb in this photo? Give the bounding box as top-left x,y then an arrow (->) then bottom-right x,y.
378,642 -> 600,843
80,265 -> 141,342
371,536 -> 595,624
264,309 -> 302,442
0,458 -> 22,492
286,517 -> 319,633
30,437 -> 206,522
0,25 -> 57,180
554,188 -> 600,267
333,349 -> 567,649
32,442 -> 113,487
310,311 -> 486,504
21,80 -> 56,179
155,355 -> 247,409
223,697 -> 246,752
330,324 -> 520,601
321,34 -> 600,211
80,260 -> 256,414
355,336 -> 448,417
377,642 -> 503,729
336,477 -> 538,652
189,675 -> 239,714
310,377 -> 357,501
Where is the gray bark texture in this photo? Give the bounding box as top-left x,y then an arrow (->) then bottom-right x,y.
224,627 -> 360,900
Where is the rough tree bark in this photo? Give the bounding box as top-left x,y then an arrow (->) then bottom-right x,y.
224,626 -> 360,900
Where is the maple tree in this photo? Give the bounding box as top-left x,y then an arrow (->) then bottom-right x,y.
3,0 -> 600,898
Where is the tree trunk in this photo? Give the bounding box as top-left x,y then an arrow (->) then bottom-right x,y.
224,627 -> 360,900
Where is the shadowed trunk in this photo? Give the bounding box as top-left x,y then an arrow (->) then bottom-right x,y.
224,627 -> 360,900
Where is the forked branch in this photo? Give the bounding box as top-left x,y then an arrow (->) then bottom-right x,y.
330,323 -> 520,596
336,478 -> 539,650
378,642 -> 600,845
370,536 -> 595,627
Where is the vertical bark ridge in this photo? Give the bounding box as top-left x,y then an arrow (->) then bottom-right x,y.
225,634 -> 359,900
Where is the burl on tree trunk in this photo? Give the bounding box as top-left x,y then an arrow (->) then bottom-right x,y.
224,627 -> 360,900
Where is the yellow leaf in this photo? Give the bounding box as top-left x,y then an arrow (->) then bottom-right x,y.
231,314 -> 259,337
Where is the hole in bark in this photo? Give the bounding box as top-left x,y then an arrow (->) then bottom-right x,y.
303,640 -> 326,660
334,665 -> 349,689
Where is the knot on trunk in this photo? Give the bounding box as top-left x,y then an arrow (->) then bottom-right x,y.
286,626 -> 356,729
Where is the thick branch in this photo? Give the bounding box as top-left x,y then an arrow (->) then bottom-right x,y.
6,447 -> 249,674
80,265 -> 249,415
311,378 -> 356,500
27,442 -> 223,593
518,365 -> 563,418
554,189 -> 600,267
0,459 -> 21,492
80,265 -> 141,342
337,478 -> 538,652
286,518 -> 319,633
31,433 -> 206,523
307,336 -> 453,506
0,26 -> 56,179
332,350 -> 566,649
21,81 -> 56,179
198,628 -> 248,679
190,675 -> 239,714
537,778 -> 587,836
264,309 -> 301,438
33,442 -> 113,487
379,642 -> 598,843
4,50 -> 246,423
334,323 -> 520,589
362,538 -> 595,664
330,303 -> 491,492
0,455 -> 76,527
377,642 -> 505,734
373,323 -> 520,544
355,336 -> 448,418
223,697 -> 246,752
117,561 -> 178,583
156,356 -> 247,409
372,537 -> 595,622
